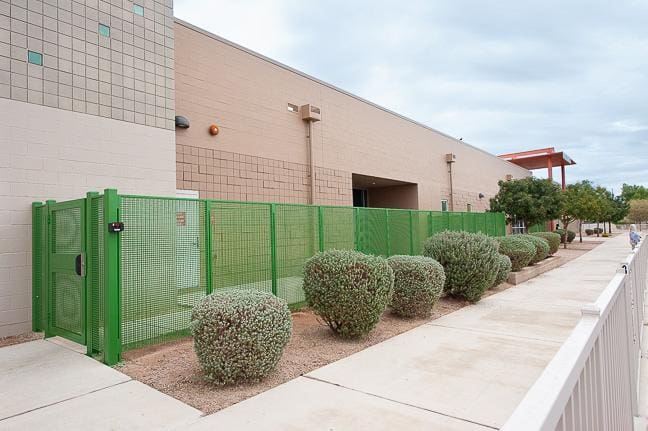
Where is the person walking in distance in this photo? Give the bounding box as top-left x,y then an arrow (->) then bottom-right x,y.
629,224 -> 641,250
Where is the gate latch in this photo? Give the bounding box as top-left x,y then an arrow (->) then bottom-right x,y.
75,254 -> 85,277
108,222 -> 124,233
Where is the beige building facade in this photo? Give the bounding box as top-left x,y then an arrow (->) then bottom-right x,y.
173,20 -> 529,211
1,5 -> 528,337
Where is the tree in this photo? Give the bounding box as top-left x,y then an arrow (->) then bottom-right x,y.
593,186 -> 615,237
490,177 -> 563,232
559,181 -> 599,247
611,195 -> 630,227
621,184 -> 648,202
628,200 -> 648,223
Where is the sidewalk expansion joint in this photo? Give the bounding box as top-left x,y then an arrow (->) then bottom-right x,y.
303,375 -> 498,430
0,379 -> 132,423
426,322 -> 564,345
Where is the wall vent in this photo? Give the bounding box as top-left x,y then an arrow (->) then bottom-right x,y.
300,104 -> 321,122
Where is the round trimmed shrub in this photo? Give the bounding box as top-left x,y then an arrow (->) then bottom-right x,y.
517,234 -> 550,264
190,289 -> 292,385
555,229 -> 576,244
387,255 -> 445,318
422,231 -> 499,302
531,232 -> 561,255
496,236 -> 535,271
493,254 -> 512,287
303,250 -> 394,338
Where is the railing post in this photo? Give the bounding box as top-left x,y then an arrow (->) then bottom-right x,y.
317,206 -> 324,252
103,189 -> 121,365
204,201 -> 213,295
270,204 -> 278,296
31,202 -> 43,332
84,191 -> 99,355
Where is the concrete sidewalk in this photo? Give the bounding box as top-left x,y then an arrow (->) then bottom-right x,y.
0,338 -> 201,430
182,235 -> 631,430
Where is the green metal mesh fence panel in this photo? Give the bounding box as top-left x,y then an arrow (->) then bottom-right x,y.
387,210 -> 412,255
464,213 -> 477,233
411,211 -> 431,254
487,212 -> 496,236
430,211 -> 449,234
475,213 -> 486,234
210,201 -> 273,294
449,212 -> 463,231
275,205 -> 318,305
50,206 -> 83,337
120,197 -> 207,350
495,213 -> 506,236
356,208 -> 388,256
89,196 -> 104,357
321,206 -> 355,250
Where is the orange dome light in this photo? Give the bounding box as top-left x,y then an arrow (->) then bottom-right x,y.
209,124 -> 219,136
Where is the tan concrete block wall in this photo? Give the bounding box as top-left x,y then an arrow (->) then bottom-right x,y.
173,21 -> 530,211
0,98 -> 175,337
0,0 -> 175,129
176,144 -> 351,206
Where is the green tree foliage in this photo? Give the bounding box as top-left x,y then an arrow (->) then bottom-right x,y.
628,200 -> 648,223
490,178 -> 563,232
593,186 -> 615,236
621,184 -> 648,202
612,195 -> 630,224
559,181 -> 599,247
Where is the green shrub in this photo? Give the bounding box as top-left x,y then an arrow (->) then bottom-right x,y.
531,232 -> 561,255
585,228 -> 594,236
422,231 -> 499,302
493,254 -> 512,287
496,236 -> 535,271
191,289 -> 292,385
303,250 -> 394,337
555,229 -> 576,243
517,234 -> 550,264
387,255 -> 445,318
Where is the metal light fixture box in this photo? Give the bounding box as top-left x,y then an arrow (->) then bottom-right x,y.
175,115 -> 190,128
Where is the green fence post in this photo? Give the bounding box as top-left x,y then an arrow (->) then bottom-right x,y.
428,212 -> 434,237
31,202 -> 42,332
103,189 -> 121,365
204,201 -> 213,295
44,199 -> 55,338
317,206 -> 324,252
84,192 -> 98,355
354,207 -> 360,251
385,209 -> 391,257
269,204 -> 278,296
409,210 -> 414,255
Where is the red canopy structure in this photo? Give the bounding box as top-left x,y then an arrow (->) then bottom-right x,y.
499,147 -> 576,190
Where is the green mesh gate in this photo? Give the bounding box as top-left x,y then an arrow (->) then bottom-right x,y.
33,189 -> 507,365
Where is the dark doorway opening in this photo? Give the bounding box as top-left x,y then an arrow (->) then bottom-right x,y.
351,174 -> 418,209
353,189 -> 368,207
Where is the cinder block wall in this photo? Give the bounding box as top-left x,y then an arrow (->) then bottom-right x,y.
0,0 -> 177,337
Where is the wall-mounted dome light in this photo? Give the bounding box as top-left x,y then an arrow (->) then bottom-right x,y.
479,193 -> 485,199
175,115 -> 190,129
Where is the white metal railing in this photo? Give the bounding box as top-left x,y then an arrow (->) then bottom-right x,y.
502,239 -> 648,431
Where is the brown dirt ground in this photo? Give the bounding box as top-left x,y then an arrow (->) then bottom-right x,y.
0,331 -> 43,348
117,240 -> 601,414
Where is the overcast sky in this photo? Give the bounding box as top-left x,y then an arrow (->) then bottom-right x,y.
175,0 -> 648,193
